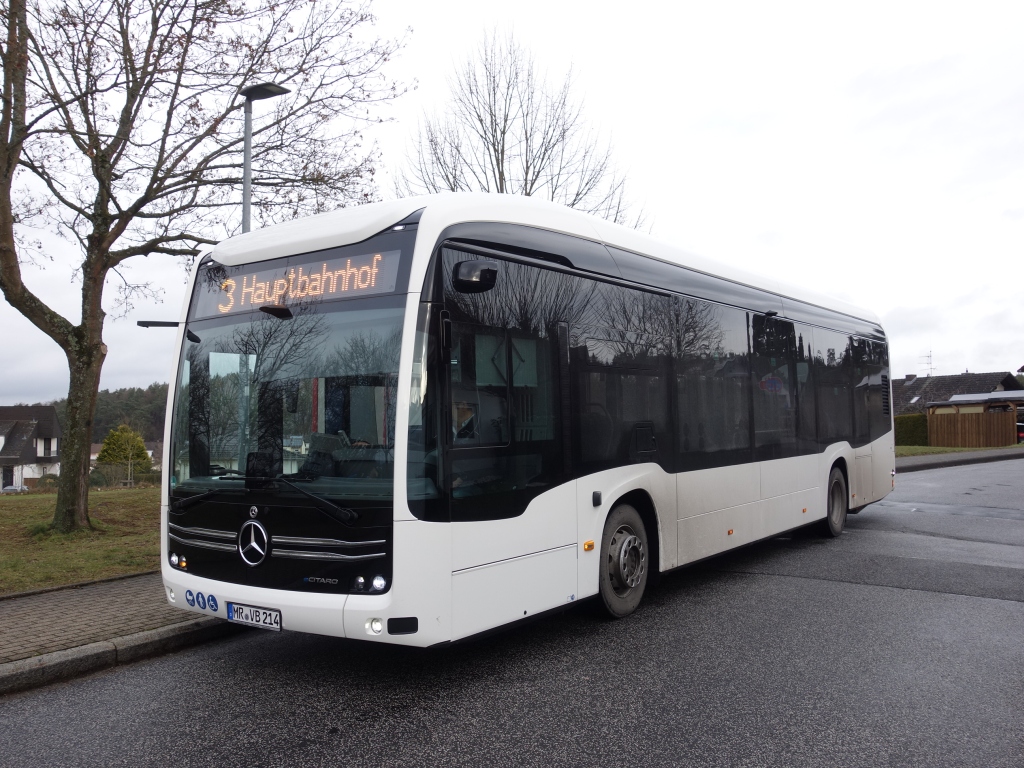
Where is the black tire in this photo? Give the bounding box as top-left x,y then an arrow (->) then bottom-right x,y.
819,467 -> 848,537
597,504 -> 649,618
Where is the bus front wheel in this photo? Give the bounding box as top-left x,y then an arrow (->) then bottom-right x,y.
820,467 -> 848,538
598,504 -> 649,618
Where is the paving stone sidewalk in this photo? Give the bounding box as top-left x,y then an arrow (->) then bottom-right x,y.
0,573 -> 190,665
0,572 -> 243,695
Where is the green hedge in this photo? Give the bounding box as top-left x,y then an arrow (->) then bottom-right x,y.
35,473 -> 59,490
88,466 -> 161,488
895,413 -> 928,446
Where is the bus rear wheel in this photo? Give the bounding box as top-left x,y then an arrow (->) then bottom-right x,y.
819,467 -> 848,538
598,504 -> 649,618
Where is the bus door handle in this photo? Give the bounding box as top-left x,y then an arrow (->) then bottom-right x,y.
440,311 -> 452,352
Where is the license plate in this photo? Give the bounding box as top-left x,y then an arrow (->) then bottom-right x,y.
227,602 -> 282,631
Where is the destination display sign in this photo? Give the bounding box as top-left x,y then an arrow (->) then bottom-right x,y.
193,250 -> 402,318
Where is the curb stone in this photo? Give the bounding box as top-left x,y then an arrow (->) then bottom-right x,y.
896,448 -> 1024,474
0,617 -> 246,696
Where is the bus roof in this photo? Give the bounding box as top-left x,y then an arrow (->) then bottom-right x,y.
210,192 -> 881,326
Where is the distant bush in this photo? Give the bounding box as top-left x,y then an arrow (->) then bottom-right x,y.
35,474 -> 59,490
895,414 -> 928,446
133,471 -> 162,487
87,464 -> 161,488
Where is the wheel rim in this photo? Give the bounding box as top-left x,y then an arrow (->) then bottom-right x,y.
607,524 -> 646,595
829,479 -> 845,526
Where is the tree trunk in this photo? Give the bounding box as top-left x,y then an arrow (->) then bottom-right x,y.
51,343 -> 106,532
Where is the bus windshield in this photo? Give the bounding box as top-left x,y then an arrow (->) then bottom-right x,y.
169,298 -> 404,500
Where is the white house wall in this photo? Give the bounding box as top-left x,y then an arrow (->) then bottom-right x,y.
22,463 -> 58,480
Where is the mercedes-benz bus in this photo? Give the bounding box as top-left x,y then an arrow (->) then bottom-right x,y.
161,192 -> 894,645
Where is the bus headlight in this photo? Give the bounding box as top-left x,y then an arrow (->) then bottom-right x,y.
372,575 -> 387,591
366,618 -> 383,635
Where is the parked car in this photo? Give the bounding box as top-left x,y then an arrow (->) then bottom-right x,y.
1,484 -> 30,494
1018,421 -> 1024,444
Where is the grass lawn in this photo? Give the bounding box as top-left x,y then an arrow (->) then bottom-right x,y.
896,444 -> 1024,457
0,487 -> 160,596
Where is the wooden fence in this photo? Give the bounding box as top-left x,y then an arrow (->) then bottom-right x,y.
928,412 -> 1016,448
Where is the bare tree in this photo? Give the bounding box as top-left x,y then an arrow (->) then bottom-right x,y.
397,31 -> 643,227
0,0 -> 404,531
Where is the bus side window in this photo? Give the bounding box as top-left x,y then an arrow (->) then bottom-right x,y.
449,323 -> 510,447
447,332 -> 560,514
751,315 -> 798,459
674,301 -> 751,469
868,340 -> 891,441
578,343 -> 669,469
793,323 -> 817,454
852,337 -> 872,445
813,328 -> 854,445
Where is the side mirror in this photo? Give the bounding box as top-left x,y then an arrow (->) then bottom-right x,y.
452,260 -> 498,293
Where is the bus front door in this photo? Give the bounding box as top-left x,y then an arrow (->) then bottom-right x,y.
446,320 -> 577,639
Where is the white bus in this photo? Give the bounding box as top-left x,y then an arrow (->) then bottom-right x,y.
161,193 -> 894,644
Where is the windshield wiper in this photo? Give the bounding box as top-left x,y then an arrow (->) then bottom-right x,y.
216,473 -> 358,526
274,477 -> 359,525
169,488 -> 230,514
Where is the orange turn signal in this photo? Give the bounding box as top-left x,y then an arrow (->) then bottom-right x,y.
583,540 -> 595,551
727,529 -> 734,536
802,508 -> 807,513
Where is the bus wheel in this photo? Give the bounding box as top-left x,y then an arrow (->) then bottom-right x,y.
820,467 -> 848,538
598,504 -> 649,618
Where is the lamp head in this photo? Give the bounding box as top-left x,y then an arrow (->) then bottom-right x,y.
241,82 -> 291,101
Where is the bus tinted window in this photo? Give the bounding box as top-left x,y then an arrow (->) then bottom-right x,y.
793,323 -> 817,453
441,249 -> 566,520
813,328 -> 854,444
751,315 -> 798,459
578,367 -> 669,468
449,323 -> 510,447
674,300 -> 751,469
851,337 -> 872,445
869,340 -> 892,440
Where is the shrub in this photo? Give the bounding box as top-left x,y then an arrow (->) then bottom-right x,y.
97,424 -> 153,474
895,413 -> 928,446
133,471 -> 162,487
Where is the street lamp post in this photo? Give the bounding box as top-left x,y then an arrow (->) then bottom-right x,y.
241,82 -> 291,233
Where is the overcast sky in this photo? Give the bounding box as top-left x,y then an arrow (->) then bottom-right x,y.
2,0 -> 1022,405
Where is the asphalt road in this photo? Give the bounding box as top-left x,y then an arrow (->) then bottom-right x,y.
2,463 -> 1022,768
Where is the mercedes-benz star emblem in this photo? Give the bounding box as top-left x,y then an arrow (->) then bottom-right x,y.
238,520 -> 269,567
249,506 -> 258,518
